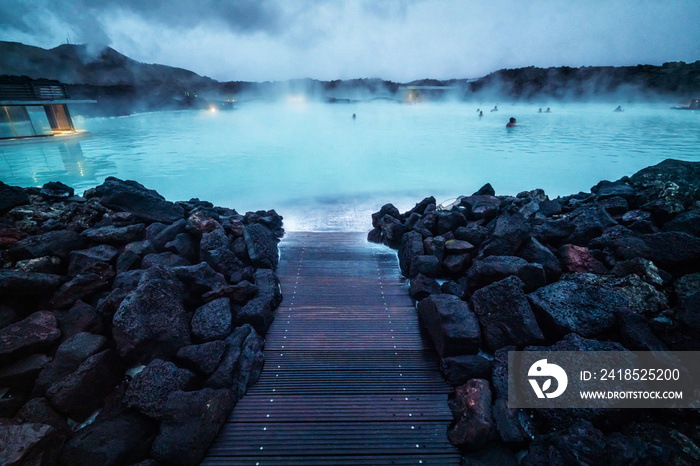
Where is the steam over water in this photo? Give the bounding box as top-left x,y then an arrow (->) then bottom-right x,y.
1,102 -> 698,231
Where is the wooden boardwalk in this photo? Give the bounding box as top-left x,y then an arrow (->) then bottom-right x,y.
202,232 -> 460,465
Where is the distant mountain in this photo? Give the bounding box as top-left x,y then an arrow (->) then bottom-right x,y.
0,41 -> 214,87
1,40 -> 697,115
471,63 -> 700,101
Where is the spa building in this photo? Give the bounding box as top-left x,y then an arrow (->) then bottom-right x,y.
0,79 -> 93,140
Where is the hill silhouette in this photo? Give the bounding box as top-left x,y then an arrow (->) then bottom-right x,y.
1,41 -> 698,115
0,41 -> 214,87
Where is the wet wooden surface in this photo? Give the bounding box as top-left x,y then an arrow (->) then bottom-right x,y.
202,232 -> 460,465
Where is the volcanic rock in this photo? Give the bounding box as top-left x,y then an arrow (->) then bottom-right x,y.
558,244 -> 607,274
675,273 -> 700,299
191,297 -> 232,342
186,210 -> 220,236
0,270 -> 65,299
112,266 -> 190,364
236,297 -> 273,336
440,354 -> 493,386
254,268 -> 282,308
206,324 -> 253,389
442,253 -> 471,275
440,277 -> 468,299
164,232 -> 198,263
409,273 -> 441,301
0,311 -> 61,365
591,228 -> 700,274
46,349 -> 123,421
437,211 -> 467,235
467,255 -> 546,293
151,388 -> 235,466
611,257 -> 669,288
0,420 -> 60,466
531,217 -> 575,247
123,359 -> 196,419
116,250 -> 141,272
566,205 -> 618,245
617,310 -> 668,351
0,354 -> 51,389
13,256 -> 62,275
412,211 -> 437,238
412,254 -> 441,277
479,212 -> 530,257
0,181 -> 30,213
176,340 -> 227,375
492,398 -> 532,444
371,203 -> 402,228
112,269 -> 144,292
10,229 -> 85,260
13,397 -> 71,436
447,379 -> 494,450
599,196 -> 629,216
81,224 -> 146,245
173,262 -> 229,302
460,195 -> 502,220
528,274 -> 635,338
68,245 -> 119,277
141,252 -> 191,268
516,236 -> 562,282
417,294 -> 481,357
663,209 -> 700,236
244,223 -> 278,270
522,420 -> 607,466
200,229 -> 245,277
231,330 -> 265,398
60,409 -> 157,466
405,196 -> 437,217
454,224 -> 489,247
150,218 -> 187,251
49,272 -> 112,309
87,177 -> 185,223
470,276 -> 544,351
377,213 -> 407,247
529,332 -> 627,352
34,332 -> 108,396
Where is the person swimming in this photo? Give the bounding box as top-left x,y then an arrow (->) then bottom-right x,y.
506,117 -> 517,127
545,107 -> 551,113
479,111 -> 483,117
491,105 -> 499,112
614,106 -> 623,112
538,108 -> 543,113
352,113 -> 356,119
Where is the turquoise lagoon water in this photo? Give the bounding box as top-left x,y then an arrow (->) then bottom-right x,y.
1,101 -> 698,231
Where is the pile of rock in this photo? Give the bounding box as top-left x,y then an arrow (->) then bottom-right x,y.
0,177 -> 283,465
369,159 -> 700,464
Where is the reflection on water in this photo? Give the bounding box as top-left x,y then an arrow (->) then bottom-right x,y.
0,138 -> 106,189
0,103 -> 698,231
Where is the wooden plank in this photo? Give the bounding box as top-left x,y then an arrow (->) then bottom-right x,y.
202,232 -> 459,464
202,455 -> 461,465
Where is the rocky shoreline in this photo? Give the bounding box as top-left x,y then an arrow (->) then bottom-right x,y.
0,177 -> 283,465
369,159 -> 700,464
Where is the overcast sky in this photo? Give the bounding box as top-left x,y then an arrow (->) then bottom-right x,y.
1,0 -> 699,82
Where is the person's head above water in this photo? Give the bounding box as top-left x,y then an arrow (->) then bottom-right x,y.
509,117 -> 516,123
506,117 -> 517,127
